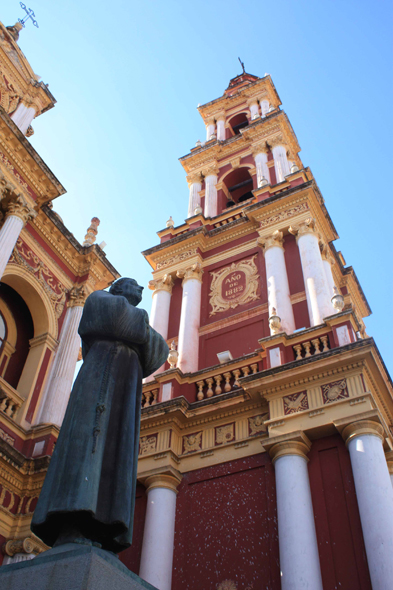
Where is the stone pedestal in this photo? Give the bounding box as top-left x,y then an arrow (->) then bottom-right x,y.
0,543 -> 158,590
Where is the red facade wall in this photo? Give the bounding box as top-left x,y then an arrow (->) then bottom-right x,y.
283,233 -> 305,294
172,454 -> 280,590
167,279 -> 183,341
308,435 -> 371,590
120,484 -> 147,575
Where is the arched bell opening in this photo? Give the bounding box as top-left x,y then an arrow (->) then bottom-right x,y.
222,168 -> 254,209
227,112 -> 249,137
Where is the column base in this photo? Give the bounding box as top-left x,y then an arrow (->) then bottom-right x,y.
0,543 -> 158,590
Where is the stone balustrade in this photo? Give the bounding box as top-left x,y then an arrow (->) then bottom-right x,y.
293,335 -> 330,361
0,377 -> 24,419
213,213 -> 243,228
196,362 -> 259,401
142,387 -> 159,408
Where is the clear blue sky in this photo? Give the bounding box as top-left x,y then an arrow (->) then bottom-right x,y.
2,1 -> 392,371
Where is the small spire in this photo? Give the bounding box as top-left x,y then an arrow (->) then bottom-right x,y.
166,216 -> 174,228
83,217 -> 100,247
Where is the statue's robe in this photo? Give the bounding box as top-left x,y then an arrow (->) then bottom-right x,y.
31,291 -> 168,553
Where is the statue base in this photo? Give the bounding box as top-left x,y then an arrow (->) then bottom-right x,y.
0,543 -> 158,590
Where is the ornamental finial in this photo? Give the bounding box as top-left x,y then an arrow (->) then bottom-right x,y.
83,217 -> 100,247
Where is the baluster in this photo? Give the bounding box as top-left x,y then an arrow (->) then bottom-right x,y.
223,372 -> 232,392
311,338 -> 321,354
242,366 -> 250,377
250,363 -> 258,374
0,398 -> 7,412
151,389 -> 158,405
232,369 -> 241,388
206,378 -> 214,398
302,341 -> 312,358
143,391 -> 152,408
196,380 -> 205,401
293,344 -> 303,361
5,400 -> 13,416
214,375 -> 222,395
320,335 -> 329,352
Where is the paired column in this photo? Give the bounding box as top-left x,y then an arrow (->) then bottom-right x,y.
258,231 -> 295,334
253,149 -> 270,187
260,99 -> 269,118
289,218 -> 335,326
187,175 -> 202,218
176,263 -> 203,373
247,98 -> 259,119
203,166 -> 218,218
10,101 -> 37,135
147,275 -> 174,378
272,144 -> 291,182
0,195 -> 36,279
268,434 -> 323,590
205,118 -> 216,141
35,286 -> 86,427
342,420 -> 393,590
216,115 -> 226,141
139,473 -> 182,590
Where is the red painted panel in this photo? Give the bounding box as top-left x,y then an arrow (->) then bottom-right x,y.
0,533 -> 5,565
292,300 -> 310,330
167,279 -> 183,340
172,454 -> 280,590
199,316 -> 267,369
25,225 -> 77,281
205,231 -> 259,258
308,435 -> 371,590
269,165 -> 277,185
25,348 -> 52,424
119,484 -> 147,575
284,234 -> 305,294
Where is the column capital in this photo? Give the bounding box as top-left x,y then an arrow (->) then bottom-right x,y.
247,97 -> 259,107
148,274 -> 174,295
289,217 -> 318,240
216,111 -> 226,121
68,285 -> 87,308
144,473 -> 182,494
186,173 -> 202,187
202,164 -> 219,178
264,431 -> 312,464
269,135 -> 287,149
342,419 -> 385,445
6,195 -> 37,225
205,117 -> 215,126
3,535 -> 44,557
320,242 -> 335,265
176,262 -> 203,284
257,230 -> 284,253
252,144 -> 269,157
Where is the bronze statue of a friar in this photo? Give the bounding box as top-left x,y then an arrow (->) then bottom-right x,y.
31,278 -> 169,553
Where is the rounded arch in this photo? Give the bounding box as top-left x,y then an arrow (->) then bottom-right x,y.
219,166 -> 256,210
2,265 -> 58,340
227,111 -> 250,136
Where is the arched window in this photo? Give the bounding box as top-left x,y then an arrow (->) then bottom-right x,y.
222,168 -> 254,209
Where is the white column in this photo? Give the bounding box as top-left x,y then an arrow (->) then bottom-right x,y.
260,99 -> 269,118
289,219 -> 334,326
187,178 -> 202,218
10,103 -> 37,134
254,151 -> 270,186
0,197 -> 36,279
320,244 -> 336,302
259,231 -> 295,334
343,421 -> 393,590
204,170 -> 218,218
272,144 -> 291,182
269,438 -> 323,590
145,275 -> 174,379
206,118 -> 216,141
176,263 -> 203,374
139,474 -> 181,590
35,288 -> 86,427
248,100 -> 259,119
216,117 -> 226,141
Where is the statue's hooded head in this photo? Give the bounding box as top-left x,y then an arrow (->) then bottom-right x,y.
109,278 -> 143,307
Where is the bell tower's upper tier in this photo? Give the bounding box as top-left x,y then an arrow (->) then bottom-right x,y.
179,72 -> 303,219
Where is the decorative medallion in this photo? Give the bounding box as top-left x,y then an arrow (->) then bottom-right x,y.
215,423 -> 235,446
283,391 -> 309,415
139,434 -> 158,456
0,426 -> 15,446
321,379 -> 349,404
248,414 -> 268,436
209,256 -> 259,316
182,431 -> 202,454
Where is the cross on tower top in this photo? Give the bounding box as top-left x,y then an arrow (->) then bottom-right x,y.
18,2 -> 39,29
238,57 -> 245,74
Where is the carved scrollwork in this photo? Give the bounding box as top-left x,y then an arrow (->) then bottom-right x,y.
209,255 -> 259,316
